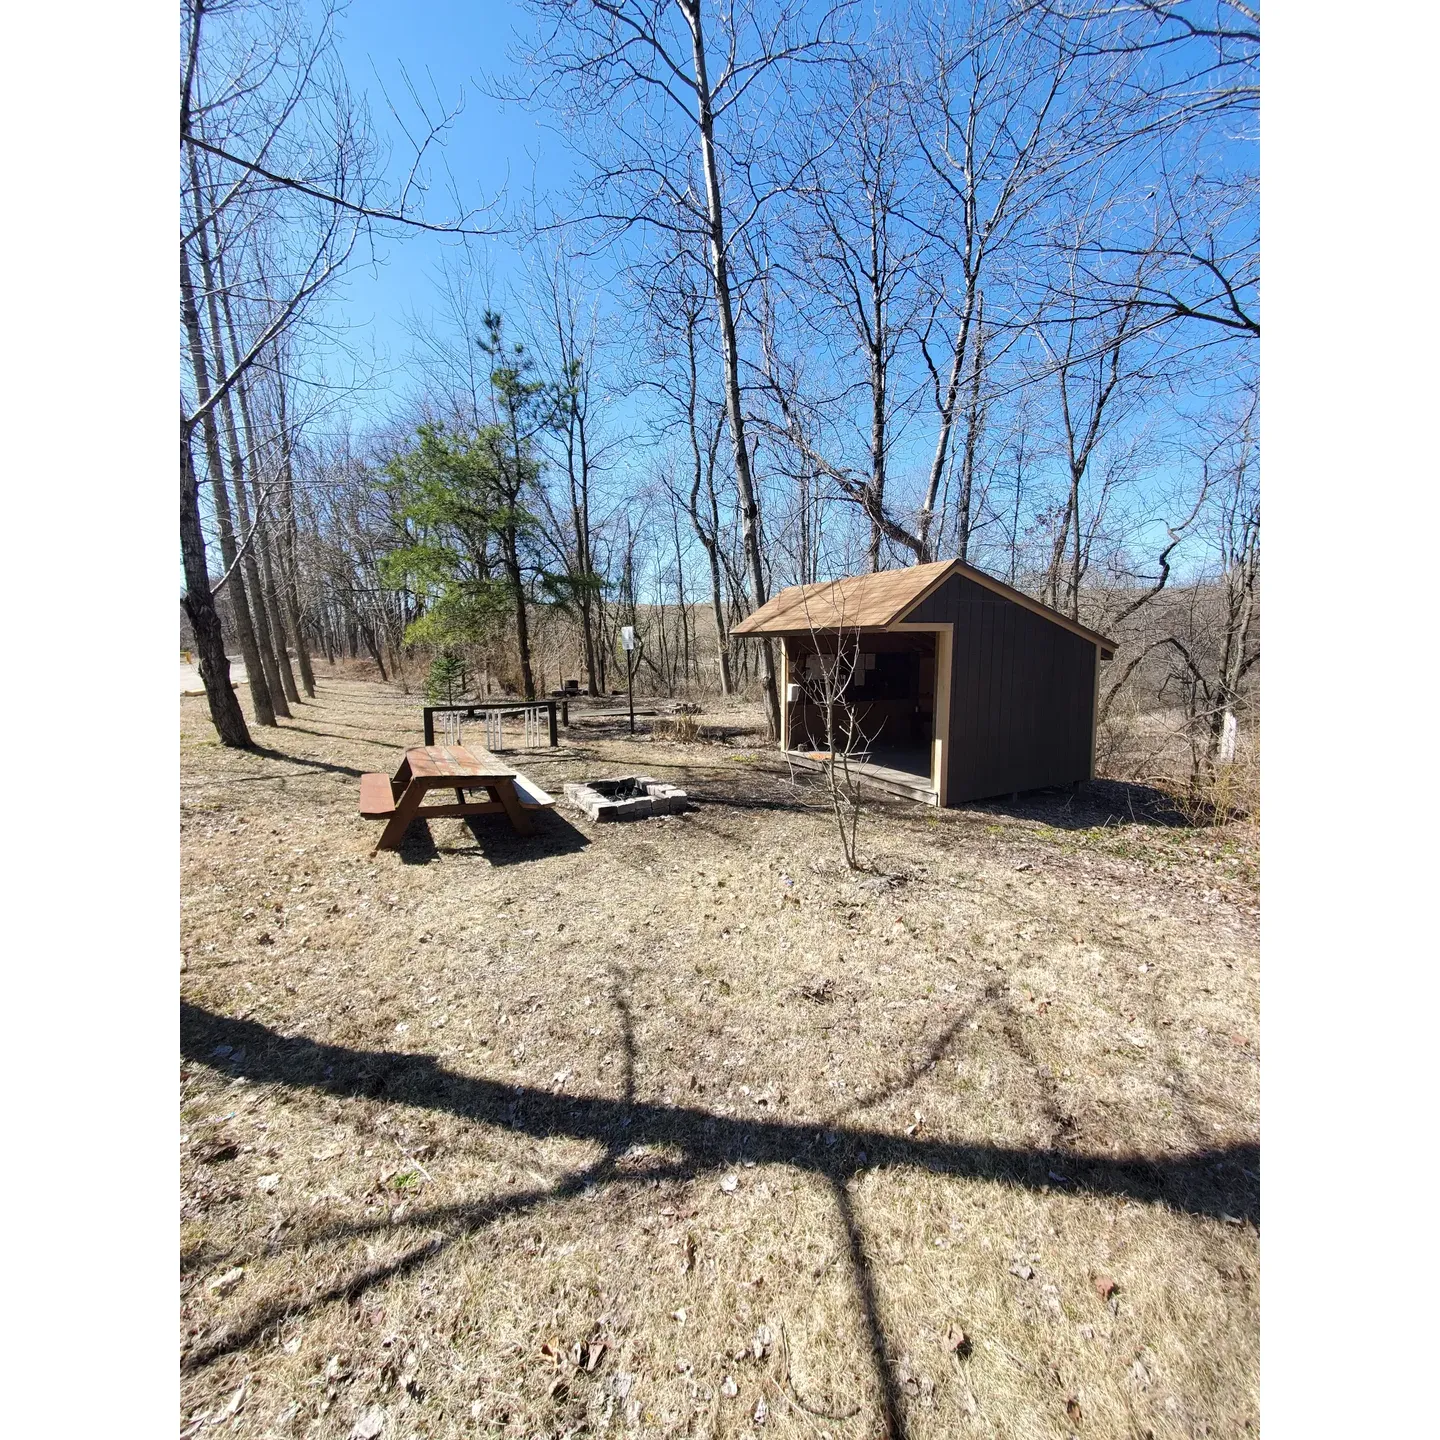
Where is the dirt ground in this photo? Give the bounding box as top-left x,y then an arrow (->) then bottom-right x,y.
180,672 -> 1258,1440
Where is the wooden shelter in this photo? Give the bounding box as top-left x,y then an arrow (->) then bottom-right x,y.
731,559 -> 1115,807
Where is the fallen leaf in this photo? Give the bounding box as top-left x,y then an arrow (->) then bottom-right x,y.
1067,1396 -> 1083,1425
720,1376 -> 739,1398
349,1405 -> 385,1440
753,1396 -> 768,1425
1092,1272 -> 1118,1301
208,1267 -> 245,1295
1009,1261 -> 1034,1280
720,1174 -> 739,1193
257,1173 -> 280,1192
945,1325 -> 972,1358
212,1378 -> 248,1421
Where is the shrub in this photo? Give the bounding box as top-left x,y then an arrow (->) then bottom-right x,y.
425,649 -> 470,704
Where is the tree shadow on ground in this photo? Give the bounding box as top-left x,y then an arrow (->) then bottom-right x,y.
271,724 -> 401,754
564,716 -> 663,742
684,786 -> 820,816
249,747 -> 366,780
975,778 -> 1216,831
180,1002 -> 1258,1435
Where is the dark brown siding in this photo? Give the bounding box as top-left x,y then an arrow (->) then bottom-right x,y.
905,576 -> 1097,803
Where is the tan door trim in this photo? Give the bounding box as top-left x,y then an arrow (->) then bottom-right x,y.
890,622 -> 952,806
779,638 -> 791,752
1090,640 -> 1101,781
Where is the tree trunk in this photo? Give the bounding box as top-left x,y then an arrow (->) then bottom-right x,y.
919,287 -> 975,562
503,526 -> 536,699
275,373 -> 317,696
216,243 -> 302,707
566,399 -> 601,696
1209,556 -> 1257,765
955,294 -> 986,563
192,187 -> 292,718
704,540 -> 732,695
362,620 -> 388,680
180,235 -> 276,726
682,0 -> 779,737
1043,474 -> 1077,613
683,342 -> 733,697
252,474 -> 302,705
180,418 -> 251,747
867,337 -> 886,573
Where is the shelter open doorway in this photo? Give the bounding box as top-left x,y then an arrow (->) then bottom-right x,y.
781,630 -> 941,802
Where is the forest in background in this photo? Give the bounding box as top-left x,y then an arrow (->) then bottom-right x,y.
179,0 -> 1258,789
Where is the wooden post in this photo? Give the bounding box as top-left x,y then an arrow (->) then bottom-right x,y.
548,699 -> 558,748
561,699 -> 569,728
627,651 -> 635,735
423,707 -> 436,746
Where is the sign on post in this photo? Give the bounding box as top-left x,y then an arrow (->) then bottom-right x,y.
620,626 -> 638,733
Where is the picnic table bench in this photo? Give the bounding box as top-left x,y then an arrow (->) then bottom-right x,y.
359,745 -> 555,851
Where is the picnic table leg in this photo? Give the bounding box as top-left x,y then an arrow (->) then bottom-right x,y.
376,778 -> 429,852
494,778 -> 535,836
388,755 -> 416,805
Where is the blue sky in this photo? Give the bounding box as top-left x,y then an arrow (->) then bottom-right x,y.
307,0 -> 1255,586
326,0 -> 565,379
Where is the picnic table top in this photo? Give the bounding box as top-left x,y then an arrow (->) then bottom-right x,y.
404,744 -> 518,780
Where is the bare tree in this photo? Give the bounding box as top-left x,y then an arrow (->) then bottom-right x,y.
180,0 -> 489,744
524,244 -> 616,696
758,45 -> 934,571
787,597 -> 871,870
509,0 -> 852,736
641,232 -> 737,694
911,0 -> 1111,560
1035,263 -> 1155,619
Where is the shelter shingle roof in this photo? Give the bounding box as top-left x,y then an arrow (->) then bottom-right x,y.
730,560 -> 953,635
730,559 -> 1115,653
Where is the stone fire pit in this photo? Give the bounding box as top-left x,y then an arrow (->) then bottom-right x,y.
563,775 -> 690,822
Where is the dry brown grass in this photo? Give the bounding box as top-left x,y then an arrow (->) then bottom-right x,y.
181,672 -> 1258,1440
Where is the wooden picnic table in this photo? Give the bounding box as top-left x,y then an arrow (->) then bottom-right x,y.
359,745 -> 554,852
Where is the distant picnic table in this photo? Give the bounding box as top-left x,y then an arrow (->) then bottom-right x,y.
359,745 -> 554,852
